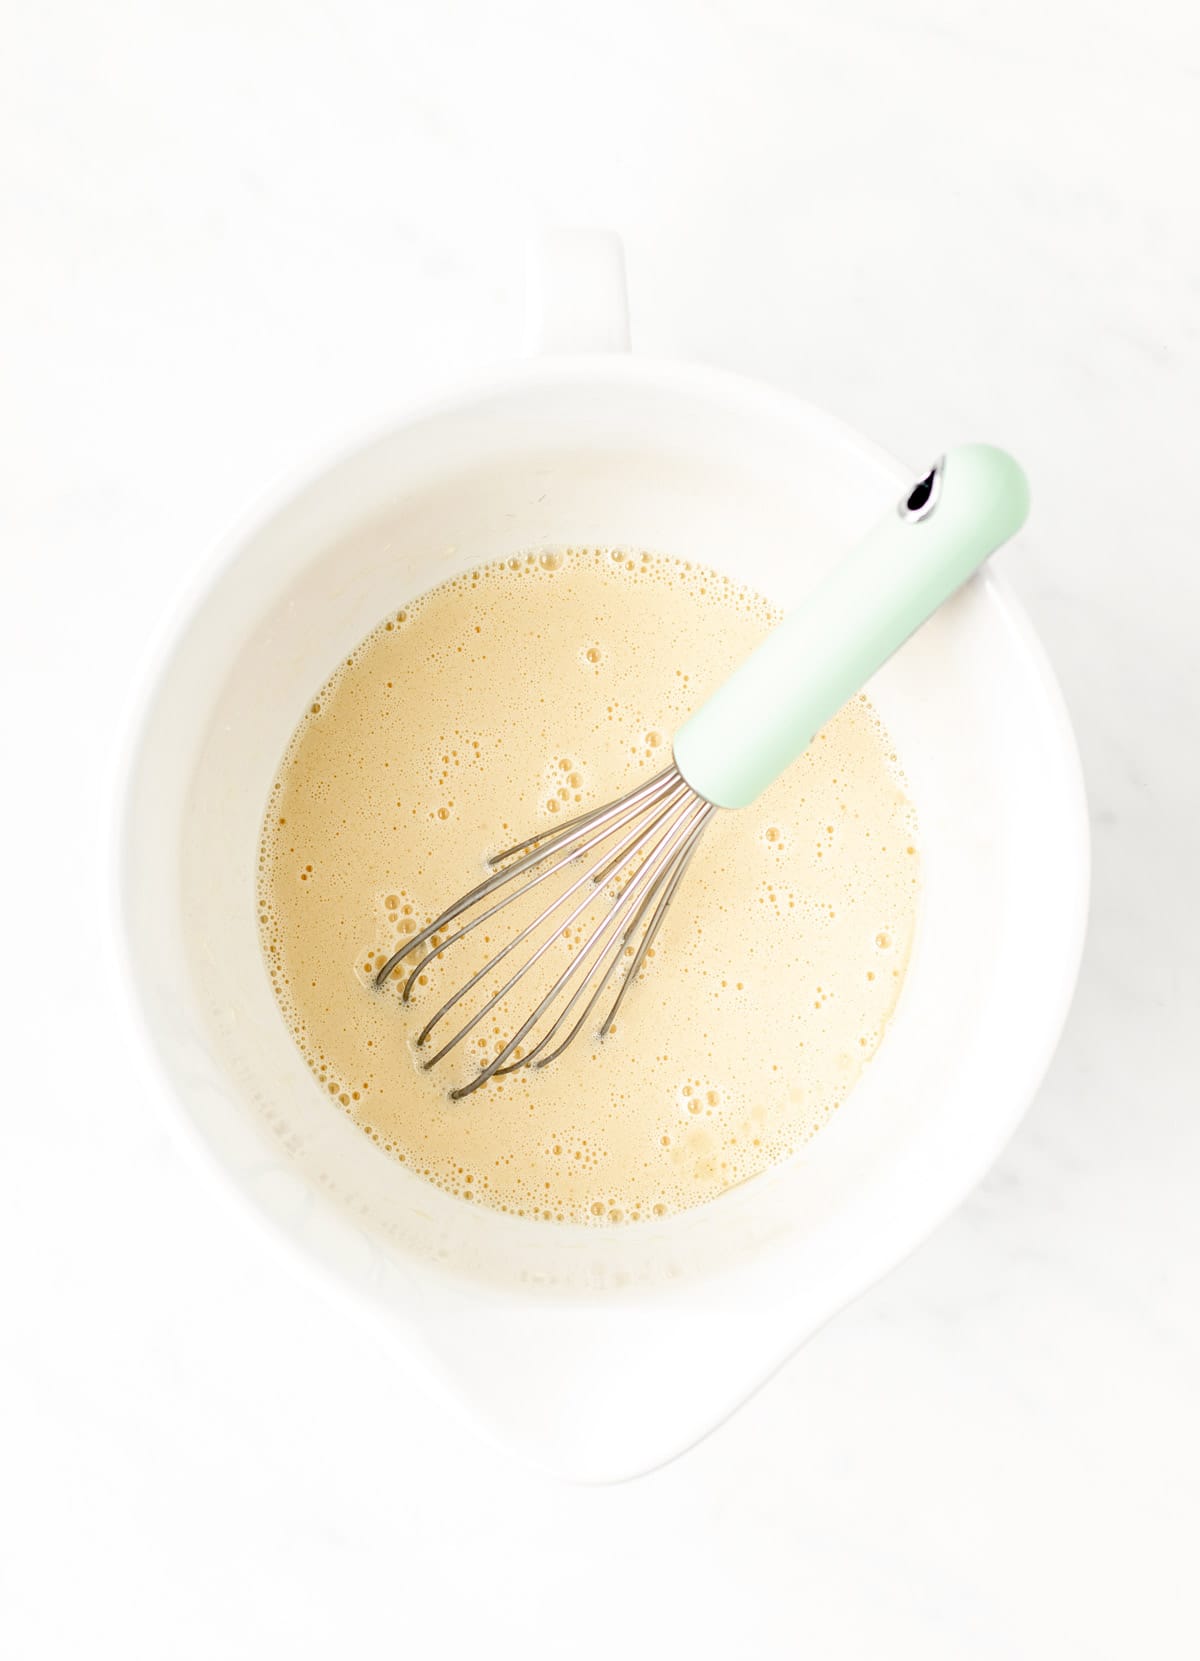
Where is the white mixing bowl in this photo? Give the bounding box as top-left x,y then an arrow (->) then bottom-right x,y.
117,235 -> 1088,1480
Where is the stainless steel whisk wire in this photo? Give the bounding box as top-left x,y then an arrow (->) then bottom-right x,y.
370,447 -> 1031,1099
374,764 -> 716,1098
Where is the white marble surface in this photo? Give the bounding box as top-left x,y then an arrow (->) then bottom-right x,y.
2,1 -> 1198,1655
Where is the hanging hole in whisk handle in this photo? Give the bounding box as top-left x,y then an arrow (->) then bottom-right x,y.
898,459 -> 944,522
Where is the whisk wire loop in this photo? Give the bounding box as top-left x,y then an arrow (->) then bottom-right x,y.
375,763 -> 714,1097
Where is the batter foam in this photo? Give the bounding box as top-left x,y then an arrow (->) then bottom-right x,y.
258,547 -> 919,1224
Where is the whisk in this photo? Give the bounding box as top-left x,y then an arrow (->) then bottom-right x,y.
376,443 -> 1029,1097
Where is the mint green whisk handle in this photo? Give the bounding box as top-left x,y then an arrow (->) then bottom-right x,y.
672,443 -> 1030,810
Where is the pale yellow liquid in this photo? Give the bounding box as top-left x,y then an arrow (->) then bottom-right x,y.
258,548 -> 919,1224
